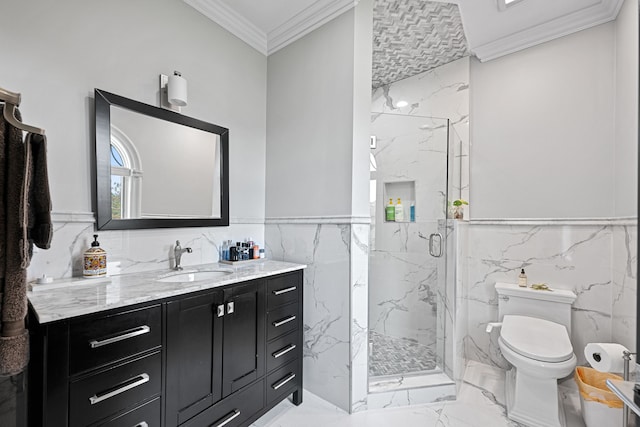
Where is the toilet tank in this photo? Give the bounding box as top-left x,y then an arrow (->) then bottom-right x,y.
495,282 -> 577,334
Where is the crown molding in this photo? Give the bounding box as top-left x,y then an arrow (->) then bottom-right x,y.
267,0 -> 359,55
184,0 -> 358,56
471,0 -> 624,62
184,0 -> 268,55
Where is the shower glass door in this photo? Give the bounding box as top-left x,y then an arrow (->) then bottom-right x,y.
368,113 -> 450,385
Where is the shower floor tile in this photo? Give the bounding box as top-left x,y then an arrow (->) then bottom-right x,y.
369,331 -> 438,377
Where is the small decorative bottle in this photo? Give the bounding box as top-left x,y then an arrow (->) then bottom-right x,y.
83,235 -> 107,278
518,269 -> 528,287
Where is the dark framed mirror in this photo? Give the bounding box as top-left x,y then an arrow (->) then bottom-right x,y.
94,89 -> 229,229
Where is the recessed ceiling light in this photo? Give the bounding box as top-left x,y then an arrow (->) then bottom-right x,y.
498,0 -> 524,11
396,101 -> 409,108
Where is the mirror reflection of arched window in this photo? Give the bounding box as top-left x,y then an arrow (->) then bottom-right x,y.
110,126 -> 143,219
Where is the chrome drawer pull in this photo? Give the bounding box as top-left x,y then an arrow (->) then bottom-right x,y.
273,315 -> 296,328
272,373 -> 296,390
273,344 -> 296,359
273,286 -> 296,296
134,423 -> 148,427
214,409 -> 241,427
89,325 -> 151,349
89,373 -> 150,405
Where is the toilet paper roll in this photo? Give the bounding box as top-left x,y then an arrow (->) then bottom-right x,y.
584,343 -> 631,373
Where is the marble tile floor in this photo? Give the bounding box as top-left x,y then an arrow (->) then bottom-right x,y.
369,331 -> 438,377
252,360 -> 588,427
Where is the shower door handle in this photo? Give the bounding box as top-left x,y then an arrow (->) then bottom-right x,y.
429,233 -> 443,258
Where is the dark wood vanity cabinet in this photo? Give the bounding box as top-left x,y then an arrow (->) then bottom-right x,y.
27,270 -> 303,427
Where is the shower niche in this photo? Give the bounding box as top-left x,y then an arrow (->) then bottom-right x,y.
382,181 -> 415,222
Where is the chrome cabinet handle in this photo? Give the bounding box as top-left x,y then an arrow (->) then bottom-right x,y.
214,409 -> 241,427
227,301 -> 234,314
273,344 -> 296,359
272,373 -> 296,390
273,315 -> 296,327
89,325 -> 151,349
217,304 -> 225,318
134,423 -> 148,427
273,286 -> 296,296
89,373 -> 150,405
428,233 -> 443,258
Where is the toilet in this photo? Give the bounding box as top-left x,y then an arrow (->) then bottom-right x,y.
494,282 -> 577,427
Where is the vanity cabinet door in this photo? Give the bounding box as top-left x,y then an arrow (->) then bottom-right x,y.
165,291 -> 223,427
221,280 -> 265,397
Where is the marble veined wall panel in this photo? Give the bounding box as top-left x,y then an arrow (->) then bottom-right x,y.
27,214 -> 265,281
466,222 -> 614,367
350,223 -> 370,413
266,223 -> 352,412
611,222 -> 637,352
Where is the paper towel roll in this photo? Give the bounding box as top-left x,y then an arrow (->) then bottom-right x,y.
584,343 -> 631,373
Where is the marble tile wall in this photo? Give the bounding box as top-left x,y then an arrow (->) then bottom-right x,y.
369,112 -> 448,350
465,219 -> 637,368
371,56 -> 470,214
27,213 -> 265,281
611,222 -> 637,352
265,222 -> 356,412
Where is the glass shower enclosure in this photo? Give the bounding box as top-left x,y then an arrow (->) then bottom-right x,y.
368,113 -> 457,391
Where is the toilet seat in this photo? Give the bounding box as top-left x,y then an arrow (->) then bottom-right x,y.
500,315 -> 573,363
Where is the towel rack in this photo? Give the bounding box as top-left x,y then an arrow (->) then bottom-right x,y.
0,86 -> 45,135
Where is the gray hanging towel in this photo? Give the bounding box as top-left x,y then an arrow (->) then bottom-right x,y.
0,105 -> 52,376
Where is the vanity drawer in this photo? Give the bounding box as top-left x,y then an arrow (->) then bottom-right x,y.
266,329 -> 299,372
266,359 -> 300,406
70,351 -> 161,427
70,304 -> 162,375
267,273 -> 300,309
267,303 -> 298,340
95,396 -> 161,427
181,379 -> 264,427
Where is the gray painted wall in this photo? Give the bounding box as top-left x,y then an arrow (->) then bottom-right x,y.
470,23 -> 617,219
614,0 -> 639,216
266,10 -> 358,218
0,0 -> 267,221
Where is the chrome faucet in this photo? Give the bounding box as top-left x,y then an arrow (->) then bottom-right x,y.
174,240 -> 192,270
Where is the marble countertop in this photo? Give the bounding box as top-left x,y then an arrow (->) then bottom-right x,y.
28,260 -> 306,324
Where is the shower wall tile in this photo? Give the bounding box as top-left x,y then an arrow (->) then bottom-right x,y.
611,223 -> 637,352
369,250 -> 438,345
265,222 -> 352,412
372,56 -> 470,216
464,220 -> 636,368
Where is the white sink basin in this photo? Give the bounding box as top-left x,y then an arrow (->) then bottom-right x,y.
157,270 -> 233,283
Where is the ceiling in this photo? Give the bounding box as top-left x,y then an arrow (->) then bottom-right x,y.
185,0 -> 625,82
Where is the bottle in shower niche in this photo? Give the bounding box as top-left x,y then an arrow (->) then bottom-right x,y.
385,198 -> 395,222
83,235 -> 107,278
410,201 -> 415,222
395,198 -> 404,222
518,269 -> 528,287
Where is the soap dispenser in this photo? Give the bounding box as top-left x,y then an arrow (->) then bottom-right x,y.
83,234 -> 107,278
395,198 -> 405,222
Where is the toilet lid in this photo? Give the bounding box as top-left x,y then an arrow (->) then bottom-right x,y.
500,315 -> 573,363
